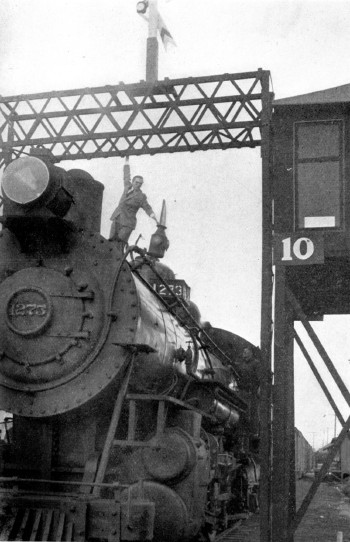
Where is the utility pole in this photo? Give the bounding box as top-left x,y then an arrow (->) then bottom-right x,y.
146,0 -> 159,82
309,432 -> 317,449
137,0 -> 175,84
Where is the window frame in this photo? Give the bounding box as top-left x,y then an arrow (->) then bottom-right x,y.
293,119 -> 345,231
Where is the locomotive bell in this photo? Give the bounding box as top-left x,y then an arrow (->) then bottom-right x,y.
148,199 -> 169,258
148,226 -> 169,258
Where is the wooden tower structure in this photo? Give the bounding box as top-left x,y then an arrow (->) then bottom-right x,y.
272,84 -> 350,541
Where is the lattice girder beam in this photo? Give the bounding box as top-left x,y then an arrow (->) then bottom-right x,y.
0,70 -> 272,165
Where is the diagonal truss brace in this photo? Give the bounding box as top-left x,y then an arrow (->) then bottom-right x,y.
287,288 -> 350,536
0,70 -> 272,166
288,288 -> 350,407
294,330 -> 345,425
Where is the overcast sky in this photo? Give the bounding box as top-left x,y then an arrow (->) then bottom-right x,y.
1,0 -> 350,449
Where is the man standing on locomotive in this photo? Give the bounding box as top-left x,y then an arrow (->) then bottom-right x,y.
110,157 -> 158,244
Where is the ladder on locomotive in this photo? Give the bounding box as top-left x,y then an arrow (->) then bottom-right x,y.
137,260 -> 239,380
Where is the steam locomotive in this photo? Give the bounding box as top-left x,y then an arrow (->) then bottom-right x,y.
0,152 -> 260,542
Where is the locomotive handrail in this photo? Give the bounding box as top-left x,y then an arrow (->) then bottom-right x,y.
92,352 -> 135,497
129,247 -> 240,379
125,393 -> 217,421
0,477 -> 128,489
128,246 -> 206,372
138,255 -> 210,371
67,240 -> 142,392
147,260 -> 240,377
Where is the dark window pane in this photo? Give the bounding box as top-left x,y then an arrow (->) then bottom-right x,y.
297,161 -> 341,228
297,123 -> 340,159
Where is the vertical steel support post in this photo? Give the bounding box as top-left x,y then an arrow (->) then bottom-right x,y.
259,69 -> 273,542
4,114 -> 15,166
288,308 -> 296,523
271,267 -> 295,542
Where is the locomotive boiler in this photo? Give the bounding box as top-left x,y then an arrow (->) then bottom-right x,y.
0,153 -> 260,542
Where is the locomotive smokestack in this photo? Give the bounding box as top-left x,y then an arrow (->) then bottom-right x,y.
147,199 -> 169,258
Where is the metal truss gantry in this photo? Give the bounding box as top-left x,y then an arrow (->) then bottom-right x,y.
0,70 -> 270,165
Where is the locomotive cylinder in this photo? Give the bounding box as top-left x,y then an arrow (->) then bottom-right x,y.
141,428 -> 197,482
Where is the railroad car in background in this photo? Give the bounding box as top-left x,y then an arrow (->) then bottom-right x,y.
295,428 -> 314,479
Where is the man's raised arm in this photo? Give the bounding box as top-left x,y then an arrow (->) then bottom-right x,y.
123,156 -> 131,186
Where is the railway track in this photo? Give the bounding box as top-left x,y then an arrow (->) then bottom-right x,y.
215,513 -> 260,542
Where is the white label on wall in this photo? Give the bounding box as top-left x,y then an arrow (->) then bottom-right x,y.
304,216 -> 335,228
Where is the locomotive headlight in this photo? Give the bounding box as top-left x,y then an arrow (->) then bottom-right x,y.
2,156 -> 73,217
2,157 -> 49,205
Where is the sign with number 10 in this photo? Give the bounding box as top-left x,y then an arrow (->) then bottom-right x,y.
274,233 -> 324,266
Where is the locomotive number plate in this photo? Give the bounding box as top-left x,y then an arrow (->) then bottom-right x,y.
6,287 -> 52,336
151,279 -> 190,302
